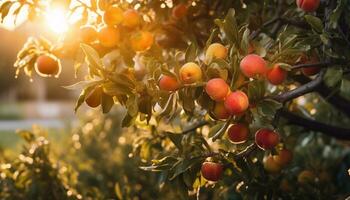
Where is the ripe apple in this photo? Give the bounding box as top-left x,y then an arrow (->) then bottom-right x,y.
179,62 -> 202,84
299,54 -> 321,76
263,155 -> 282,173
123,9 -> 141,28
227,123 -> 249,144
103,6 -> 123,25
79,25 -> 98,43
224,90 -> 249,115
85,87 -> 103,108
255,128 -> 280,150
240,54 -> 267,78
205,78 -> 230,101
205,43 -> 228,64
159,75 -> 180,91
266,64 -> 287,85
131,31 -> 154,52
273,149 -> 293,167
213,102 -> 231,120
172,3 -> 188,19
35,55 -> 60,76
297,170 -> 316,184
98,26 -> 120,48
296,0 -> 320,12
201,161 -> 223,182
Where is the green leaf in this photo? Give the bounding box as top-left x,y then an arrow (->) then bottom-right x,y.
256,99 -> 282,119
330,0 -> 347,28
211,120 -> 231,142
223,8 -> 239,45
16,130 -> 35,143
169,158 -> 201,180
324,67 -> 343,87
140,156 -> 178,171
114,183 -> 123,200
126,94 -> 138,117
205,28 -> 218,50
166,132 -> 183,150
80,43 -> 103,70
63,80 -> 102,90
304,15 -> 323,33
240,27 -> 250,54
122,113 -> 135,127
185,42 -> 198,62
102,82 -> 133,96
340,79 -> 350,100
248,80 -> 266,102
0,1 -> 14,22
74,85 -> 96,112
208,122 -> 225,138
161,64 -> 177,78
102,93 -> 114,113
159,93 -> 176,117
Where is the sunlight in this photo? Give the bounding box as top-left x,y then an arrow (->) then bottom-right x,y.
45,7 -> 68,34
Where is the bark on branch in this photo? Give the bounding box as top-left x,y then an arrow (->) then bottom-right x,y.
279,109 -> 350,140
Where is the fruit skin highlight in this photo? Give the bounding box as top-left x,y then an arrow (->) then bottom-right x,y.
296,0 -> 320,12
266,64 -> 287,85
201,161 -> 223,182
205,78 -> 230,101
158,75 -> 180,91
85,87 -> 103,108
227,123 -> 249,144
224,91 -> 249,115
98,26 -> 120,48
255,128 -> 280,150
205,43 -> 228,64
123,9 -> 141,28
179,62 -> 202,84
131,31 -> 154,52
35,55 -> 60,76
240,54 -> 267,78
103,6 -> 123,26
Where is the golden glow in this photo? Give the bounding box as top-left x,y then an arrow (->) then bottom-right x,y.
45,7 -> 68,34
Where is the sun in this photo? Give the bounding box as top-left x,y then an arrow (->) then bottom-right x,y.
45,7 -> 69,34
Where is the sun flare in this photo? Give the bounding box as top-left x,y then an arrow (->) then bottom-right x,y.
45,7 -> 68,34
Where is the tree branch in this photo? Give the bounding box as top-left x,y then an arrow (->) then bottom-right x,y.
292,75 -> 350,118
273,69 -> 326,103
279,109 -> 350,140
290,62 -> 330,70
234,143 -> 257,159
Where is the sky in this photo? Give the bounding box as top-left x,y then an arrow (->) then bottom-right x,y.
0,0 -> 84,33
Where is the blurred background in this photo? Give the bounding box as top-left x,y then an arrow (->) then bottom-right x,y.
0,2 -> 80,149
0,9 -> 77,150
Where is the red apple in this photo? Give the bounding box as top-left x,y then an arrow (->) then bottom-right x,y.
255,128 -> 280,150
296,0 -> 320,12
205,78 -> 230,101
227,123 -> 249,144
224,91 -> 249,115
201,161 -> 223,182
240,54 -> 267,78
